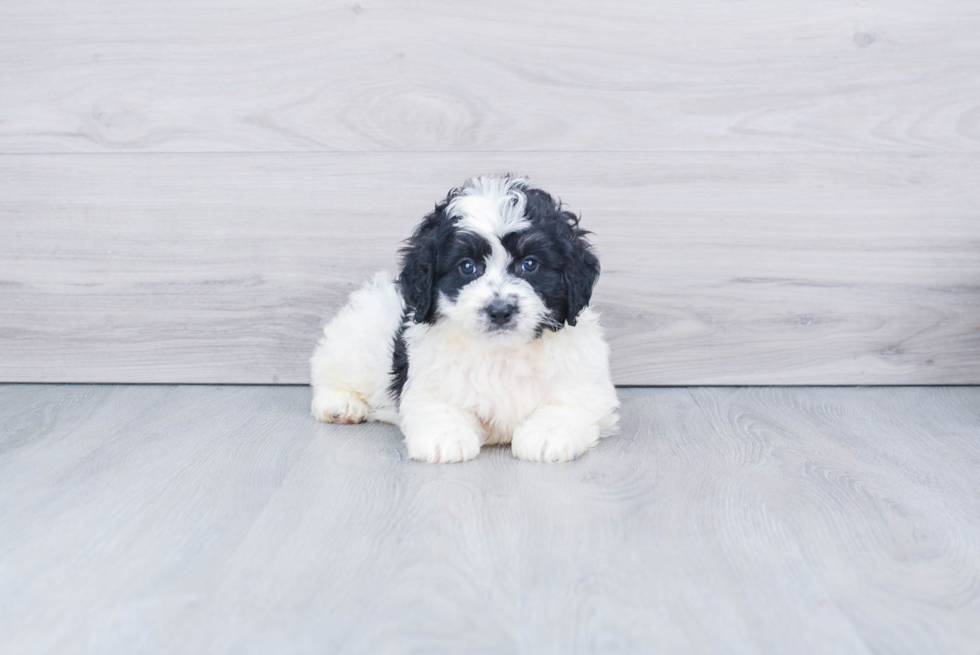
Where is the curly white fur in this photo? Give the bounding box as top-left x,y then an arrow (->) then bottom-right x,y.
311,176 -> 619,463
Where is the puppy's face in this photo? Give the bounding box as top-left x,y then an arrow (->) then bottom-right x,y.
399,176 -> 599,342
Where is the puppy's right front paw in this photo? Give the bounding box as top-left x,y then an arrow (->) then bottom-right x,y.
406,429 -> 481,464
312,389 -> 369,424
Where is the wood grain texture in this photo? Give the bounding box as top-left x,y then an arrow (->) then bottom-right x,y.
1,0 -> 979,153
2,153 -> 978,385
1,385 -> 979,654
2,0 -> 979,384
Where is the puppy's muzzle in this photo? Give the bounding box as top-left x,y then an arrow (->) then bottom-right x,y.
485,299 -> 517,326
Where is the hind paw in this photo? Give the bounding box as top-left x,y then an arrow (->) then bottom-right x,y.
312,389 -> 369,424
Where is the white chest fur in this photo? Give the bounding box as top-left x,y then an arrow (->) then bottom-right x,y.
400,308 -> 616,444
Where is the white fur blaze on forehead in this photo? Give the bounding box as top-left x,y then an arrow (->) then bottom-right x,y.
481,244 -> 512,288
447,176 -> 530,240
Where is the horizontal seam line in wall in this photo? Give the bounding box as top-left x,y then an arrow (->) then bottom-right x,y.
1,382 -> 978,388
0,150 -> 978,156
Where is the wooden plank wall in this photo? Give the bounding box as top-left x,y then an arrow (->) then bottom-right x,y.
1,0 -> 978,384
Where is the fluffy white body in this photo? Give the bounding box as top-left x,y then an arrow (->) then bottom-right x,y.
310,271 -> 403,426
311,175 -> 619,463
399,305 -> 618,462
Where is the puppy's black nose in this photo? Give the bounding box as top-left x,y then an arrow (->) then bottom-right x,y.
486,300 -> 517,325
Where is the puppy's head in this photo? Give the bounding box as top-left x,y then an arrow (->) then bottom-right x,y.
398,175 -> 599,342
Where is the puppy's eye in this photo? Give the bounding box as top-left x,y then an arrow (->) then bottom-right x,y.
521,257 -> 539,273
459,259 -> 477,275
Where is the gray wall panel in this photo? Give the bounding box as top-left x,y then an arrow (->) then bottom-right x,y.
2,153 -> 977,384
1,1 -> 979,153
1,0 -> 978,383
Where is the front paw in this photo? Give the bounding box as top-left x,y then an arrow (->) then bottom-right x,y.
406,428 -> 481,464
512,421 -> 598,463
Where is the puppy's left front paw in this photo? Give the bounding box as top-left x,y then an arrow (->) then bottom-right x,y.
511,422 -> 598,463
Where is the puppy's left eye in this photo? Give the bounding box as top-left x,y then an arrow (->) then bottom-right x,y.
459,259 -> 477,275
521,257 -> 539,273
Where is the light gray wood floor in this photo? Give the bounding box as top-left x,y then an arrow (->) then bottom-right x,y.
1,385 -> 978,654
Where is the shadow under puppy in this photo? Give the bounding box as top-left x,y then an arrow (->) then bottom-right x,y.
311,175 -> 618,463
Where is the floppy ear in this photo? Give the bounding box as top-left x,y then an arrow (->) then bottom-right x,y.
563,219 -> 600,327
398,209 -> 445,324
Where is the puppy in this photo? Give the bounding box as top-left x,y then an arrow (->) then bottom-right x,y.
311,175 -> 618,463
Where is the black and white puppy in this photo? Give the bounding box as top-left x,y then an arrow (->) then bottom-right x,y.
311,175 -> 618,463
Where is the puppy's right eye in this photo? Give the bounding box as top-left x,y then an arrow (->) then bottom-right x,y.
459,259 -> 477,275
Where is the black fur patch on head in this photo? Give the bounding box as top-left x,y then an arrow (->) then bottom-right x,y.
397,190 -> 499,323
397,194 -> 459,324
433,231 -> 492,303
501,187 -> 599,328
